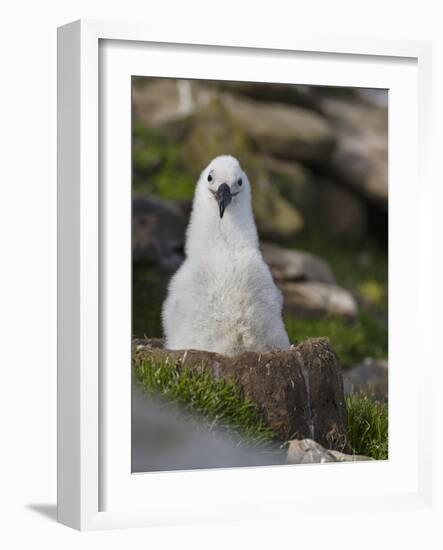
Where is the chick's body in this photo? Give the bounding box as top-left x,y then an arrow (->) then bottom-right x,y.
162,155 -> 290,356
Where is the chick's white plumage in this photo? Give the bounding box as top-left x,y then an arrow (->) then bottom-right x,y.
162,155 -> 290,356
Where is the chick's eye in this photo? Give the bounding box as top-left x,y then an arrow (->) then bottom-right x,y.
237,178 -> 243,187
207,174 -> 212,182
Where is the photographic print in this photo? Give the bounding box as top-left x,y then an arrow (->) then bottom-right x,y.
131,77 -> 388,472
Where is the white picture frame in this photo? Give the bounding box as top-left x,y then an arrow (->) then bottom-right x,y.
57,19 -> 433,531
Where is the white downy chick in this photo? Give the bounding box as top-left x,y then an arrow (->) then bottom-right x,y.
162,155 -> 290,356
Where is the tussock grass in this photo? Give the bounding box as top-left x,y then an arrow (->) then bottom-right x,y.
346,393 -> 388,460
134,356 -> 276,447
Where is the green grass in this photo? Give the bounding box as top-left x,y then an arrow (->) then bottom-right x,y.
133,125 -> 195,200
285,311 -> 387,367
346,393 -> 388,460
133,356 -> 276,447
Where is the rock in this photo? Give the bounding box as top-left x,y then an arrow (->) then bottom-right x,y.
313,180 -> 368,240
356,88 -> 388,107
262,156 -> 316,210
251,170 -> 305,240
132,196 -> 186,270
133,337 -> 349,451
215,81 -> 325,110
262,158 -> 368,240
287,438 -> 336,463
319,97 -> 388,206
183,99 -> 304,240
343,358 -> 388,402
286,438 -> 370,464
222,93 -> 335,162
280,281 -> 358,320
132,78 -> 212,138
328,449 -> 372,462
261,242 -> 336,284
261,154 -> 368,240
133,337 -> 165,349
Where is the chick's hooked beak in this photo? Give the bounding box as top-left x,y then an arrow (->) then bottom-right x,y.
215,183 -> 232,219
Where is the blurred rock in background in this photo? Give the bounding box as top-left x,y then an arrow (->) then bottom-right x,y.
132,196 -> 187,270
132,78 -> 387,239
343,358 -> 388,402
